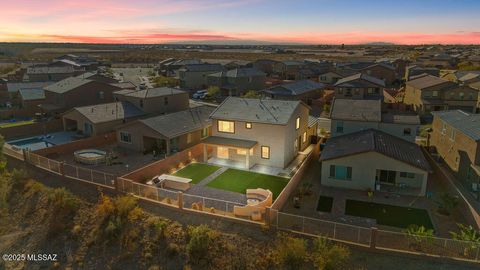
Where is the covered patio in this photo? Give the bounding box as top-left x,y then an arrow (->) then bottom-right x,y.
202,136 -> 257,169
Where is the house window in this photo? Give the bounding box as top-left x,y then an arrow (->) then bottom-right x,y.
403,128 -> 411,136
295,117 -> 300,130
237,149 -> 247,155
459,92 -> 464,99
400,172 -> 415,178
449,129 -> 456,141
139,99 -> 144,108
424,91 -> 430,97
441,122 -> 447,135
338,88 -> 343,94
119,132 -> 132,143
336,121 -> 344,133
98,91 -> 105,99
432,91 -> 438,97
329,165 -> 352,180
354,88 -> 360,94
187,133 -> 192,144
245,122 -> 252,129
294,139 -> 298,150
367,88 -> 374,94
164,97 -> 169,105
218,120 -> 235,133
261,146 -> 270,159
248,77 -> 253,83
302,132 -> 307,143
201,127 -> 208,138
320,76 -> 326,81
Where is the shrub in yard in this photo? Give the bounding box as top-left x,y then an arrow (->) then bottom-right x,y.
48,188 -> 79,213
311,237 -> 350,270
450,223 -> 480,256
95,194 -> 115,221
114,195 -> 138,218
273,233 -> 307,270
436,193 -> 459,216
187,225 -> 213,264
166,243 -> 180,258
405,224 -> 434,251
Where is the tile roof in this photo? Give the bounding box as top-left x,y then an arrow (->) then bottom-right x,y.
330,99 -> 382,122
71,101 -> 144,124
124,87 -> 186,98
381,113 -> 420,125
179,64 -> 224,72
319,129 -> 431,171
26,66 -> 75,74
432,110 -> 480,141
334,73 -> 386,88
208,67 -> 265,78
458,72 -> 480,82
140,105 -> 214,138
263,80 -> 324,96
210,97 -> 302,125
18,88 -> 45,101
6,81 -> 54,93
406,75 -> 455,89
44,77 -> 92,94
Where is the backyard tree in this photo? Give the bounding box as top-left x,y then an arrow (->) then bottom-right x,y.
206,86 -> 220,98
450,223 -> 480,256
405,224 -> 434,251
152,76 -> 178,87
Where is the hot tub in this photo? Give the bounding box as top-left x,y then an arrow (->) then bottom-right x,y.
74,149 -> 107,165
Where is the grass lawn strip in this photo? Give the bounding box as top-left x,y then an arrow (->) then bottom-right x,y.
345,199 -> 434,229
316,196 -> 333,212
207,168 -> 289,199
172,163 -> 221,184
0,120 -> 35,128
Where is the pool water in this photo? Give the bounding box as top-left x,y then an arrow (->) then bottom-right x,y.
9,137 -> 55,151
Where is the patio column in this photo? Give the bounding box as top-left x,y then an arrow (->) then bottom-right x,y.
246,148 -> 250,169
203,144 -> 208,162
420,173 -> 428,196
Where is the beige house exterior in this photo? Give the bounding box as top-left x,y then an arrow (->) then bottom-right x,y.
319,129 -> 430,196
403,75 -> 478,116
113,87 -> 189,115
204,97 -> 314,169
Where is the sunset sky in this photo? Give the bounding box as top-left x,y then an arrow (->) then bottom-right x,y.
1,0 -> 480,44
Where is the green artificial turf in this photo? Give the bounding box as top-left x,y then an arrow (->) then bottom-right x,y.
345,199 -> 434,229
207,168 -> 289,199
316,196 -> 333,212
172,163 -> 221,184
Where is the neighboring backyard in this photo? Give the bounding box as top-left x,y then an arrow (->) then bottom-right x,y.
345,200 -> 434,230
207,168 -> 289,199
172,163 -> 221,184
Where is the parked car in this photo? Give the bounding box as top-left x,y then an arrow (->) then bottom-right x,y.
193,90 -> 208,99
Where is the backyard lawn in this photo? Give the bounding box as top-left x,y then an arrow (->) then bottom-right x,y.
172,163 -> 221,184
345,200 -> 434,230
207,168 -> 289,199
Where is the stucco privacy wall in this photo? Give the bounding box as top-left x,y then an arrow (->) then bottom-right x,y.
34,132 -> 116,156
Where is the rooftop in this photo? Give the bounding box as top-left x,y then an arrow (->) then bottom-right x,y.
432,110 -> 480,141
26,66 -> 75,74
71,101 -> 144,124
140,105 -> 215,138
18,88 -> 45,101
319,129 -> 431,171
208,67 -> 265,78
179,64 -> 224,72
44,77 -> 92,94
6,81 -> 54,93
210,97 -> 302,125
124,87 -> 186,98
334,73 -> 386,88
406,75 -> 454,89
263,80 -> 324,96
330,99 -> 382,122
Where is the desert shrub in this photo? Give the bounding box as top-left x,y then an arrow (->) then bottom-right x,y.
273,233 -> 307,270
166,243 -> 180,258
114,195 -> 138,218
95,194 -> 115,222
105,219 -> 120,239
24,180 -> 45,194
311,237 -> 350,270
47,188 -> 79,212
187,225 -> 213,264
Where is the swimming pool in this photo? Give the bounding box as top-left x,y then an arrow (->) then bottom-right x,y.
7,131 -> 77,151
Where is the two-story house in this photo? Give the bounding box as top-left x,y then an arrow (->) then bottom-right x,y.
113,87 -> 189,115
203,97 -> 315,169
360,63 -> 397,87
403,75 -> 478,116
333,73 -> 385,100
177,64 -> 225,89
430,110 -> 480,199
329,99 -> 420,142
206,68 -> 266,96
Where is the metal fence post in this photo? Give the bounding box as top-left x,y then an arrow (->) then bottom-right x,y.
90,170 -> 94,183
370,227 -> 378,249
104,173 -> 107,186
333,223 -> 337,239
76,166 -> 79,179
302,216 -> 305,233
177,192 -> 183,209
